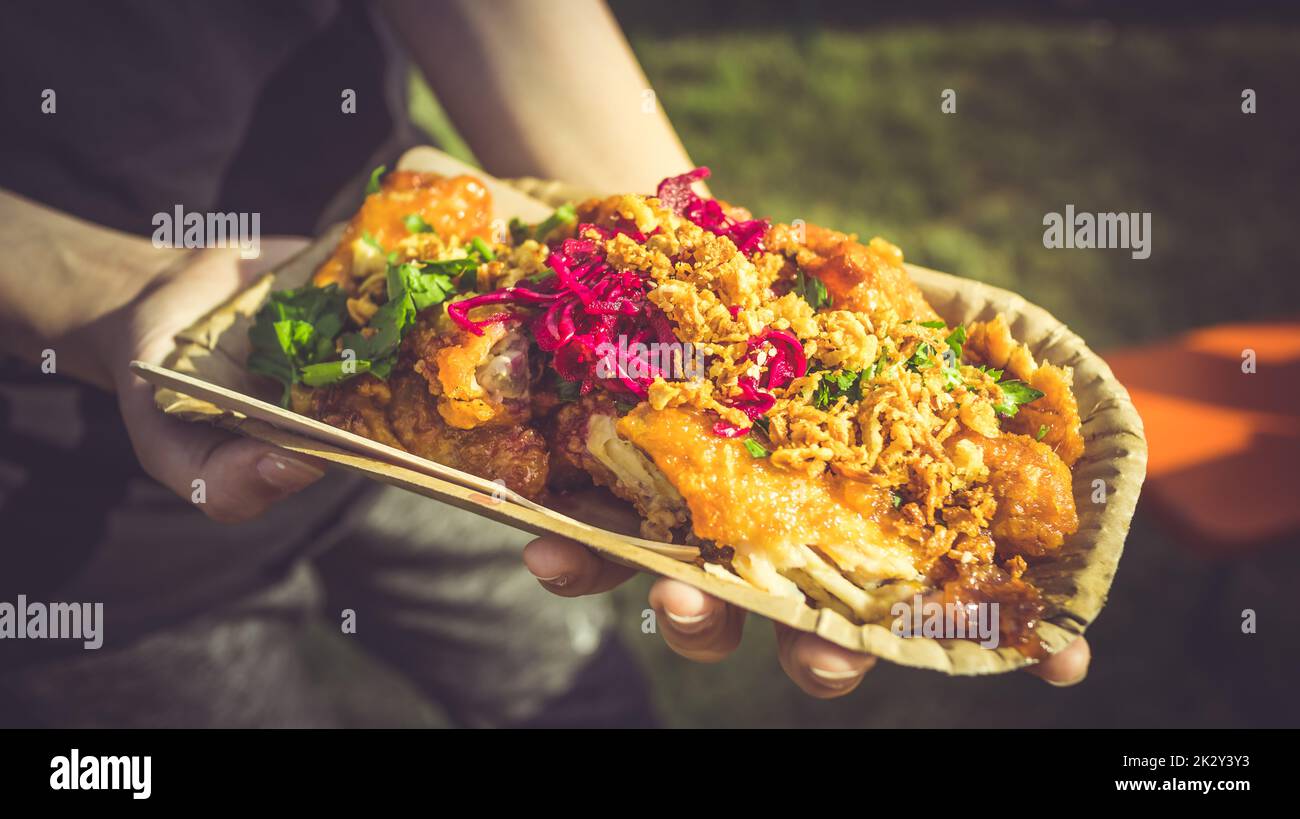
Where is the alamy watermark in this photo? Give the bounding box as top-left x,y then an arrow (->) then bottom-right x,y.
1043,205 -> 1151,260
594,336 -> 705,381
50,749 -> 150,799
152,205 -> 261,259
0,595 -> 103,649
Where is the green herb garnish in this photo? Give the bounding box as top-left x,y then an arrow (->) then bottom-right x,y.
250,251 -> 463,404
301,359 -> 372,387
508,217 -> 530,244
534,203 -> 577,241
743,437 -> 769,458
794,270 -> 832,311
469,236 -> 496,262
993,380 -> 1046,418
976,364 -> 1005,381
404,213 -> 434,234
365,165 -> 386,195
906,342 -> 936,372
906,326 -> 966,392
813,368 -> 864,409
247,285 -> 350,405
944,325 -> 967,362
1036,424 -> 1050,441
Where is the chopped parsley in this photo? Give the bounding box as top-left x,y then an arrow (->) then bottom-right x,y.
944,325 -> 967,361
793,270 -> 832,311
534,203 -> 577,241
905,325 -> 967,392
906,342 -> 937,372
813,368 -> 864,409
1036,423 -> 1050,441
993,379 -> 1046,418
918,319 -> 946,329
365,164 -> 386,195
404,213 -> 434,234
250,254 -> 463,405
247,285 -> 349,406
469,236 -> 495,262
508,217 -> 530,244
743,437 -> 769,458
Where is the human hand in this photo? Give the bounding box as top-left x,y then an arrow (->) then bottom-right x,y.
523,535 -> 1091,697
99,239 -> 328,523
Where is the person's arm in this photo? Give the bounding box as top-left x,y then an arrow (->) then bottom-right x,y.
0,189 -> 177,390
379,0 -> 696,194
0,189 -> 324,521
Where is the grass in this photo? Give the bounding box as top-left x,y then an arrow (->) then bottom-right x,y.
405,17 -> 1300,727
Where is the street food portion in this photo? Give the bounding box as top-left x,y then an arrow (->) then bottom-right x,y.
248,167 -> 1084,654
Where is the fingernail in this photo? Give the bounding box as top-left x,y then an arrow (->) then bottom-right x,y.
532,573 -> 568,587
810,667 -> 863,688
666,609 -> 713,634
256,452 -> 324,493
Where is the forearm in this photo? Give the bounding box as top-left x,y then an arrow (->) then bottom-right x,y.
0,188 -> 176,389
381,0 -> 696,194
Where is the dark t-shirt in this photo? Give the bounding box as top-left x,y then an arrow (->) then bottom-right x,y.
0,0 -> 395,236
0,0 -> 406,596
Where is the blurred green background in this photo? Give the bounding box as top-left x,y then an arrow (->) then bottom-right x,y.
381,3 -> 1300,727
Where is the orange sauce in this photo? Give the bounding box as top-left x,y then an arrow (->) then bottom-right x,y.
617,405 -> 922,582
313,171 -> 493,288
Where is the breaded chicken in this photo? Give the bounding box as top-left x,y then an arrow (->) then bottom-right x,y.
966,314 -> 1086,466
293,170 -> 548,498
768,222 -> 940,322
952,430 -> 1079,558
549,394 -> 689,540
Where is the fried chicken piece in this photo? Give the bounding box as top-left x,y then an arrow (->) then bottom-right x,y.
385,369 -> 549,498
300,371 -> 549,498
313,171 -> 494,291
767,222 -> 940,321
296,312 -> 548,498
548,394 -> 689,540
950,430 -> 1079,559
402,315 -> 532,430
617,405 -> 921,587
295,375 -> 405,449
966,314 -> 1086,466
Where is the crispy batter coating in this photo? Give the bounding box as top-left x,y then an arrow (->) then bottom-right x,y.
299,307 -> 549,498
767,223 -> 940,322
550,394 -> 689,540
966,314 -> 1086,466
952,429 -> 1079,558
386,369 -> 549,498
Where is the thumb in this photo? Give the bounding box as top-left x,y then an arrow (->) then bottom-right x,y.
116,370 -> 324,522
107,237 -> 325,522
